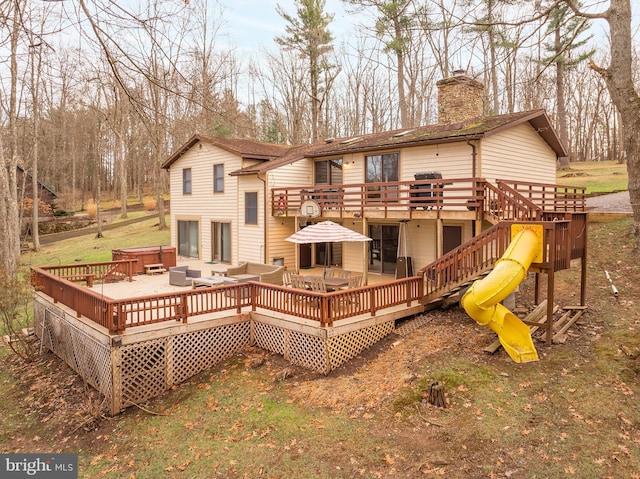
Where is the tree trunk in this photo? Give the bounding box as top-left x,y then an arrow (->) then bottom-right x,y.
427,381 -> 447,408
556,28 -> 570,169
588,0 -> 640,248
1,0 -> 22,276
394,17 -> 409,129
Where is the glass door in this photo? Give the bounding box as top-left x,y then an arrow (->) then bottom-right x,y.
178,220 -> 199,258
212,222 -> 231,263
368,224 -> 399,275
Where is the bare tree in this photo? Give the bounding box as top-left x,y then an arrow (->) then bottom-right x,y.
344,0 -> 417,128
0,0 -> 23,276
564,0 -> 640,247
255,50 -> 310,144
542,1 -> 594,167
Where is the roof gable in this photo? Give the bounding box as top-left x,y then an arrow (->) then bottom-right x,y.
161,134 -> 291,169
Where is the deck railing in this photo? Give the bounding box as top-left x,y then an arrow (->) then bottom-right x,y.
38,260 -> 137,284
273,178 -> 485,217
496,179 -> 586,212
31,266 -> 423,333
484,182 -> 543,221
272,178 -> 586,217
253,276 -> 423,326
418,223 -> 512,301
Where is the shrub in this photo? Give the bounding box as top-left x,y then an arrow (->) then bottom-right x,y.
85,200 -> 97,218
0,269 -> 35,362
143,197 -> 157,211
53,209 -> 74,217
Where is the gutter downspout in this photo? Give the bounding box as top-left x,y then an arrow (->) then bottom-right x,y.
258,173 -> 268,264
466,138 -> 477,178
467,138 -> 481,236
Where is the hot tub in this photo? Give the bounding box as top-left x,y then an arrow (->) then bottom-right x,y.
112,246 -> 177,274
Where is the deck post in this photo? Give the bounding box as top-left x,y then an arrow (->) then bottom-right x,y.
110,342 -> 122,415
546,226 -> 556,344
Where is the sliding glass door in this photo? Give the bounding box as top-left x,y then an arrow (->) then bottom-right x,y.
212,222 -> 231,263
368,224 -> 399,275
178,220 -> 199,258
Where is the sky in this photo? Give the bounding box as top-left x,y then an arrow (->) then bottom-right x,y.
217,0 -> 359,56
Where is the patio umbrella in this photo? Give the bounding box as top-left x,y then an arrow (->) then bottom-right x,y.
285,221 -> 372,277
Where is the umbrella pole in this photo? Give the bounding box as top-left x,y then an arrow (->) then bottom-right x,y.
324,242 -> 328,278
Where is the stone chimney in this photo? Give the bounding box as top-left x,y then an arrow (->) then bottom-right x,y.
436,70 -> 484,125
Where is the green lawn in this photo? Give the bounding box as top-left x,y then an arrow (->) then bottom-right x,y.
557,160 -> 628,195
22,215 -> 170,268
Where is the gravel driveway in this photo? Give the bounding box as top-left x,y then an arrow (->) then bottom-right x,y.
586,191 -> 632,212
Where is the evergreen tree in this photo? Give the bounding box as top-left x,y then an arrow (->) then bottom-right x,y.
543,1 -> 594,167
276,0 -> 336,142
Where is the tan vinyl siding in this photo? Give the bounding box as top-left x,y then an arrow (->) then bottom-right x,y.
168,143 -> 241,261
237,175 -> 264,264
339,144 -> 473,185
267,218 -> 297,269
407,221 -> 437,268
341,221 -> 369,274
268,159 -> 314,189
401,143 -> 474,181
265,160 -> 314,268
481,123 -> 557,184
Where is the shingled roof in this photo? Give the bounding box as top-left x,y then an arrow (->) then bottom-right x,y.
161,134 -> 291,169
162,109 -> 566,175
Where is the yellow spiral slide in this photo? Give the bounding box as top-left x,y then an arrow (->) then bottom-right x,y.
461,225 -> 543,363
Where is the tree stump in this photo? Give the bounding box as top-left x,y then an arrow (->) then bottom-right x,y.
427,381 -> 447,408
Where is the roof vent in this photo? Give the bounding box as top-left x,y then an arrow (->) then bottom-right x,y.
392,129 -> 415,138
340,136 -> 363,145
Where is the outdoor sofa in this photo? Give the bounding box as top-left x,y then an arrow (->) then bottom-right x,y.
226,262 -> 284,285
169,265 -> 202,287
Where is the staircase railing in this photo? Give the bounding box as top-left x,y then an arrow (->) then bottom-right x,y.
496,179 -> 586,212
484,181 -> 543,222
418,223 -> 512,302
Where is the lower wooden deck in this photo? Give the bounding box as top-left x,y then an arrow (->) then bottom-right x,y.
34,289 -> 423,415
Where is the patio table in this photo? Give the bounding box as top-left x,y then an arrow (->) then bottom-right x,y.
303,275 -> 350,291
192,276 -> 238,289
210,264 -> 229,276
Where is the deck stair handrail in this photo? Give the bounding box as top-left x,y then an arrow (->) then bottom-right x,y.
417,223 -> 512,303
496,179 -> 586,212
484,181 -> 543,222
417,216 -> 581,305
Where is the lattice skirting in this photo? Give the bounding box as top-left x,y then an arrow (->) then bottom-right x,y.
327,321 -> 395,371
118,321 -> 251,410
34,295 -> 251,415
35,295 -> 397,413
34,300 -> 113,402
251,316 -> 396,374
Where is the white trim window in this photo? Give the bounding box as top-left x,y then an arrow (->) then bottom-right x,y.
245,192 -> 258,225
213,164 -> 224,192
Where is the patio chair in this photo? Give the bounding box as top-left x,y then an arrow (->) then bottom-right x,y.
346,275 -> 362,288
169,266 -> 201,287
308,276 -> 327,293
283,269 -> 295,287
289,273 -> 307,290
332,269 -> 351,279
338,275 -> 363,312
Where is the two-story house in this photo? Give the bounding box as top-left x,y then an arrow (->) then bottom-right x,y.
162,72 -> 567,283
